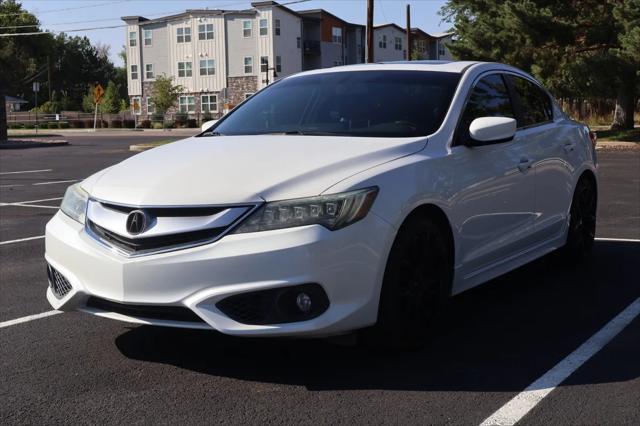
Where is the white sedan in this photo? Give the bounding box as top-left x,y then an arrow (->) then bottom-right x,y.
45,61 -> 597,346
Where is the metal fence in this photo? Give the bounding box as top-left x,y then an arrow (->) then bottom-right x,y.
6,110 -> 216,129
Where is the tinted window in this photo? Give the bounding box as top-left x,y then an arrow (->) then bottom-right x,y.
458,74 -> 514,143
210,71 -> 461,138
509,75 -> 553,127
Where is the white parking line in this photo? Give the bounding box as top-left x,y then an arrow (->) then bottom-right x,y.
0,235 -> 45,245
480,297 -> 640,426
0,197 -> 63,207
595,237 -> 640,243
0,169 -> 52,175
0,184 -> 24,188
32,179 -> 78,186
0,310 -> 62,328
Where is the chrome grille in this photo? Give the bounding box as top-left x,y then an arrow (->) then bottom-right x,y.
85,199 -> 258,257
47,264 -> 72,298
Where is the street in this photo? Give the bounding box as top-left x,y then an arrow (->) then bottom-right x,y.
1,133 -> 639,424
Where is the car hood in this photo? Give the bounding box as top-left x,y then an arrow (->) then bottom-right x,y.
85,135 -> 426,206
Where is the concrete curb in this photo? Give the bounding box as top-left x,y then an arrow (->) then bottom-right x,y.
129,144 -> 158,152
596,141 -> 639,150
0,139 -> 69,149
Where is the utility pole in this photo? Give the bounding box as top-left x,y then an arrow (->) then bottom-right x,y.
406,4 -> 412,60
366,0 -> 374,63
47,56 -> 52,102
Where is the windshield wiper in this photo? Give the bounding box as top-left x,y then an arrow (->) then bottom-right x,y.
202,131 -> 224,137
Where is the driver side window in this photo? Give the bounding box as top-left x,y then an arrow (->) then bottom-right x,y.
458,74 -> 515,145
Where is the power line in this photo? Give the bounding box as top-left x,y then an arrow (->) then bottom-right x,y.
0,0 -> 130,17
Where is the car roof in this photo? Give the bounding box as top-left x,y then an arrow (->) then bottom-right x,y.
288,61 -> 483,79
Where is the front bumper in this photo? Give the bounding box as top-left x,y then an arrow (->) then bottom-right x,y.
45,211 -> 394,337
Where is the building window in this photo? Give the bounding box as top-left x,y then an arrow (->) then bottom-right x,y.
244,93 -> 254,99
244,56 -> 253,74
198,23 -> 214,40
201,94 -> 218,112
260,56 -> 268,72
129,31 -> 137,47
332,27 -> 342,44
143,29 -> 152,46
199,59 -> 215,76
379,35 -> 387,49
275,19 -> 281,36
275,56 -> 281,73
178,61 -> 192,77
394,37 -> 402,51
146,97 -> 155,115
130,65 -> 138,80
179,96 -> 195,113
177,27 -> 191,43
145,63 -> 154,79
132,96 -> 141,115
296,37 -> 301,48
438,42 -> 446,56
242,20 -> 252,37
259,19 -> 268,36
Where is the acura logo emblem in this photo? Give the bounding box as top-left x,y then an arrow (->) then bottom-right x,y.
126,210 -> 148,235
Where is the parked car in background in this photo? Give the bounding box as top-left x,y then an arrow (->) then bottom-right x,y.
45,61 -> 597,347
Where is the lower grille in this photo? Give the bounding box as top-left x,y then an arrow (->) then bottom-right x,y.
47,264 -> 73,298
85,296 -> 206,324
87,220 -> 225,256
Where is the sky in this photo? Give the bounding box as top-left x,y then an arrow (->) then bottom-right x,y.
18,0 -> 450,66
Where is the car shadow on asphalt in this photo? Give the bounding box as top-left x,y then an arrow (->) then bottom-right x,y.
115,241 -> 640,392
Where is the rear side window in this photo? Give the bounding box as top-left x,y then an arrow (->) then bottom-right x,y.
508,75 -> 553,127
458,74 -> 514,144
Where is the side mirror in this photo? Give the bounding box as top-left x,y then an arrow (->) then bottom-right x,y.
468,117 -> 517,145
201,119 -> 218,132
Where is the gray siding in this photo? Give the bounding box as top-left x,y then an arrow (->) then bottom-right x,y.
140,22 -> 169,80
226,14 -> 258,77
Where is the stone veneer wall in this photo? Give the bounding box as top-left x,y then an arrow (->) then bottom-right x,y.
226,76 -> 258,108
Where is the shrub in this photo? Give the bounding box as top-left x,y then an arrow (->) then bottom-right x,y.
140,119 -> 151,129
24,123 -> 35,129
151,113 -> 164,123
110,120 -> 122,128
152,122 -> 163,129
123,119 -> 135,129
59,122 -> 70,129
8,122 -> 23,129
71,120 -> 85,128
174,113 -> 188,126
186,119 -> 197,128
163,120 -> 175,129
47,122 -> 59,129
202,111 -> 212,122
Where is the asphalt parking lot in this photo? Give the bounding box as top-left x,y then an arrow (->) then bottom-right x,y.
1,133 -> 639,424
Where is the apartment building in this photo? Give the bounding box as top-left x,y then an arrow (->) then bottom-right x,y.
122,1 -> 302,119
298,9 -> 365,70
122,1 -> 454,119
411,29 -> 455,61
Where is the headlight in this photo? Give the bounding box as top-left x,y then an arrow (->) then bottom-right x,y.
233,187 -> 378,234
60,183 -> 89,224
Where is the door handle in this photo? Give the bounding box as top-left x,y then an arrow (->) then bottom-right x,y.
563,143 -> 575,153
517,158 -> 533,173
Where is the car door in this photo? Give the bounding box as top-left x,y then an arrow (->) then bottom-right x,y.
450,73 -> 537,286
506,74 -> 574,242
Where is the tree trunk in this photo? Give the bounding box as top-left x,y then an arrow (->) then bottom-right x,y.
0,90 -> 7,142
611,74 -> 636,130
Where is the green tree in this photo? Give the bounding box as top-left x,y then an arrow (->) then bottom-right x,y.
100,81 -> 123,113
0,0 -> 53,140
152,74 -> 183,116
440,0 -> 639,130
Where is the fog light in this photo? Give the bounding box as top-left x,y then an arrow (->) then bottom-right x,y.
296,293 -> 312,312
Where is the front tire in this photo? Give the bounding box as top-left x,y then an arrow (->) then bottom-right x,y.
562,176 -> 597,261
365,214 -> 452,349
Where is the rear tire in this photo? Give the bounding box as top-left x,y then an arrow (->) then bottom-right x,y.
562,176 -> 597,261
364,214 -> 452,349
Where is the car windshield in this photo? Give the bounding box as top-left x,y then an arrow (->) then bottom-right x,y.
209,70 -> 461,138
